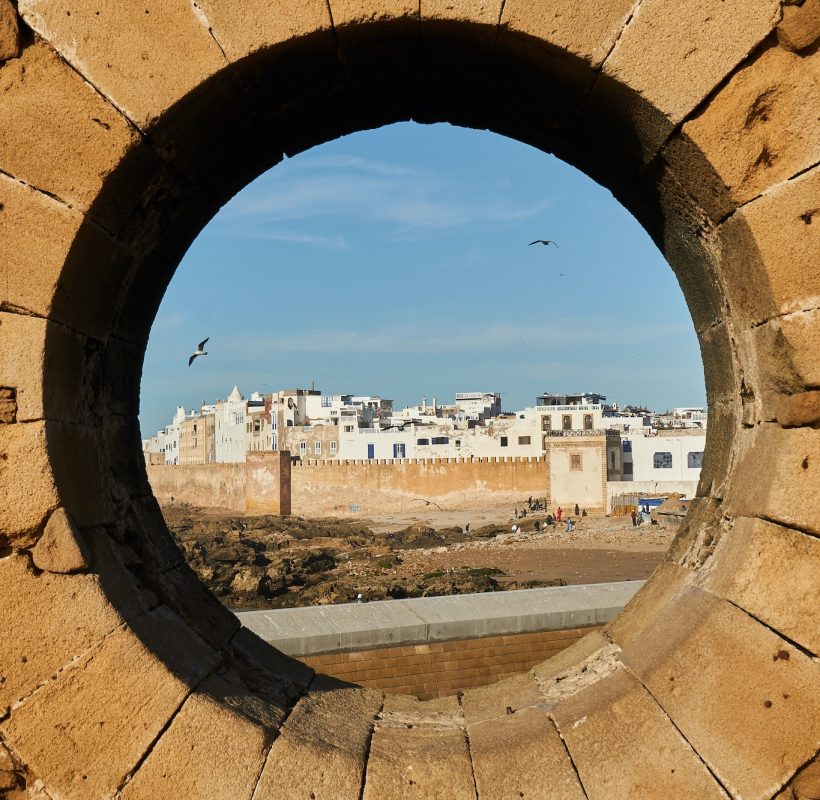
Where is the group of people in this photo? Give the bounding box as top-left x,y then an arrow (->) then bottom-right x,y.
510,499 -> 586,535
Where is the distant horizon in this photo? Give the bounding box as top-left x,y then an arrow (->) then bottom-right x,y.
140,122 -> 706,438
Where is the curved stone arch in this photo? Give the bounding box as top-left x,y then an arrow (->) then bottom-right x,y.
0,1 -> 818,797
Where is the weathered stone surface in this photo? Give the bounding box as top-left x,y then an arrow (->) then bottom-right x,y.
2,607 -> 219,800
554,669 -> 725,798
365,694 -> 476,800
32,507 -> 90,574
776,390 -> 820,428
460,671 -> 542,724
728,424 -> 820,534
774,754 -> 820,800
0,312 -> 88,423
254,676 -> 382,800
778,0 -> 820,51
330,0 -> 419,26
0,388 -> 15,423
19,0 -> 227,129
717,163 -> 820,329
615,586 -> 820,799
702,516 -> 820,654
0,422 -> 59,545
121,670 -> 285,800
0,40 -> 136,209
681,45 -> 820,214
230,626 -> 314,691
592,0 -> 781,158
465,703 -> 584,800
0,0 -> 19,61
0,554 -> 126,715
194,0 -> 332,61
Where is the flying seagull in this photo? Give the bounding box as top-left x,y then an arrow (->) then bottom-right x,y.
529,239 -> 559,248
413,498 -> 443,511
188,337 -> 209,367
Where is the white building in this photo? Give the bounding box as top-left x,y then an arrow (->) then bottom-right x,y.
619,430 -> 706,483
454,392 -> 502,422
215,385 -> 247,463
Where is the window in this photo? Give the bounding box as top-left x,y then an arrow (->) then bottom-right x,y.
344,425 -> 354,433
417,438 -> 430,445
455,439 -> 461,448
654,451 -> 673,469
299,441 -> 307,456
541,415 -> 552,431
622,440 -> 632,453
329,441 -> 337,455
562,414 -> 572,431
610,451 -> 615,469
314,441 -> 322,455
393,443 -> 406,458
688,451 -> 704,468
570,452 -> 582,471
623,461 -> 633,475
321,396 -> 332,407
286,420 -> 293,427
432,436 -> 449,445
583,414 -> 593,430
518,436 -> 531,445
500,436 -> 508,447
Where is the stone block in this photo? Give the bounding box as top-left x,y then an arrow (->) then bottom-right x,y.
254,675 -> 382,800
194,0 -> 332,62
679,44 -> 820,216
460,671 -> 542,724
0,312 -> 88,423
0,173 -> 132,339
553,668 -> 726,798
2,607 -> 219,800
0,0 -> 19,61
727,424 -> 819,535
245,451 -> 291,515
702,516 -> 820,654
615,586 -> 820,799
0,40 -> 136,210
717,164 -> 820,329
0,554 -> 126,714
466,705 -> 584,799
0,422 -> 59,546
776,390 -> 820,428
590,0 -> 781,159
778,0 -> 820,51
365,694 -> 475,800
19,0 -> 227,130
696,400 -> 738,500
32,507 -> 90,574
121,670 -> 285,800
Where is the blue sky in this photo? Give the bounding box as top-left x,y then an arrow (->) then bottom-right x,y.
140,122 -> 705,437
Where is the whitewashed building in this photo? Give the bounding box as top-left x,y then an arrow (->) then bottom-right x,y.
215,385 -> 247,463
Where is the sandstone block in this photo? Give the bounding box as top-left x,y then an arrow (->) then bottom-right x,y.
2,607 -> 219,800
591,0 -> 781,159
0,312 -> 88,423
0,0 -> 19,61
727,424 -> 819,534
365,694 -> 475,800
254,675 -> 382,800
717,164 -> 820,329
776,390 -> 820,428
0,422 -> 59,546
615,586 -> 820,798
553,668 -> 726,798
679,44 -> 820,216
778,0 -> 820,51
32,507 -> 90,574
0,393 -> 15,423
121,670 -> 285,800
702,516 -> 820,654
460,672 -> 542,724
19,0 -> 227,130
0,554 -> 126,715
466,705 -> 584,799
330,0 -> 419,27
0,40 -> 136,210
193,0 -> 332,62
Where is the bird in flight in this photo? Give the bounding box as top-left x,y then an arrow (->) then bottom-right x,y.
188,337 -> 209,367
557,271 -> 568,278
413,498 -> 443,511
529,239 -> 559,248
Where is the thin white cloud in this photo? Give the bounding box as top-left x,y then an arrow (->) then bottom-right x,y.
214,227 -> 348,249
218,154 -> 553,233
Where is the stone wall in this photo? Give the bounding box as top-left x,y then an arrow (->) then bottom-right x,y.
302,626 -> 599,700
146,462 -> 245,511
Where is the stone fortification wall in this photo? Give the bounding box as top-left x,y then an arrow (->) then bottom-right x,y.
291,456 -> 550,516
147,463 -> 245,511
